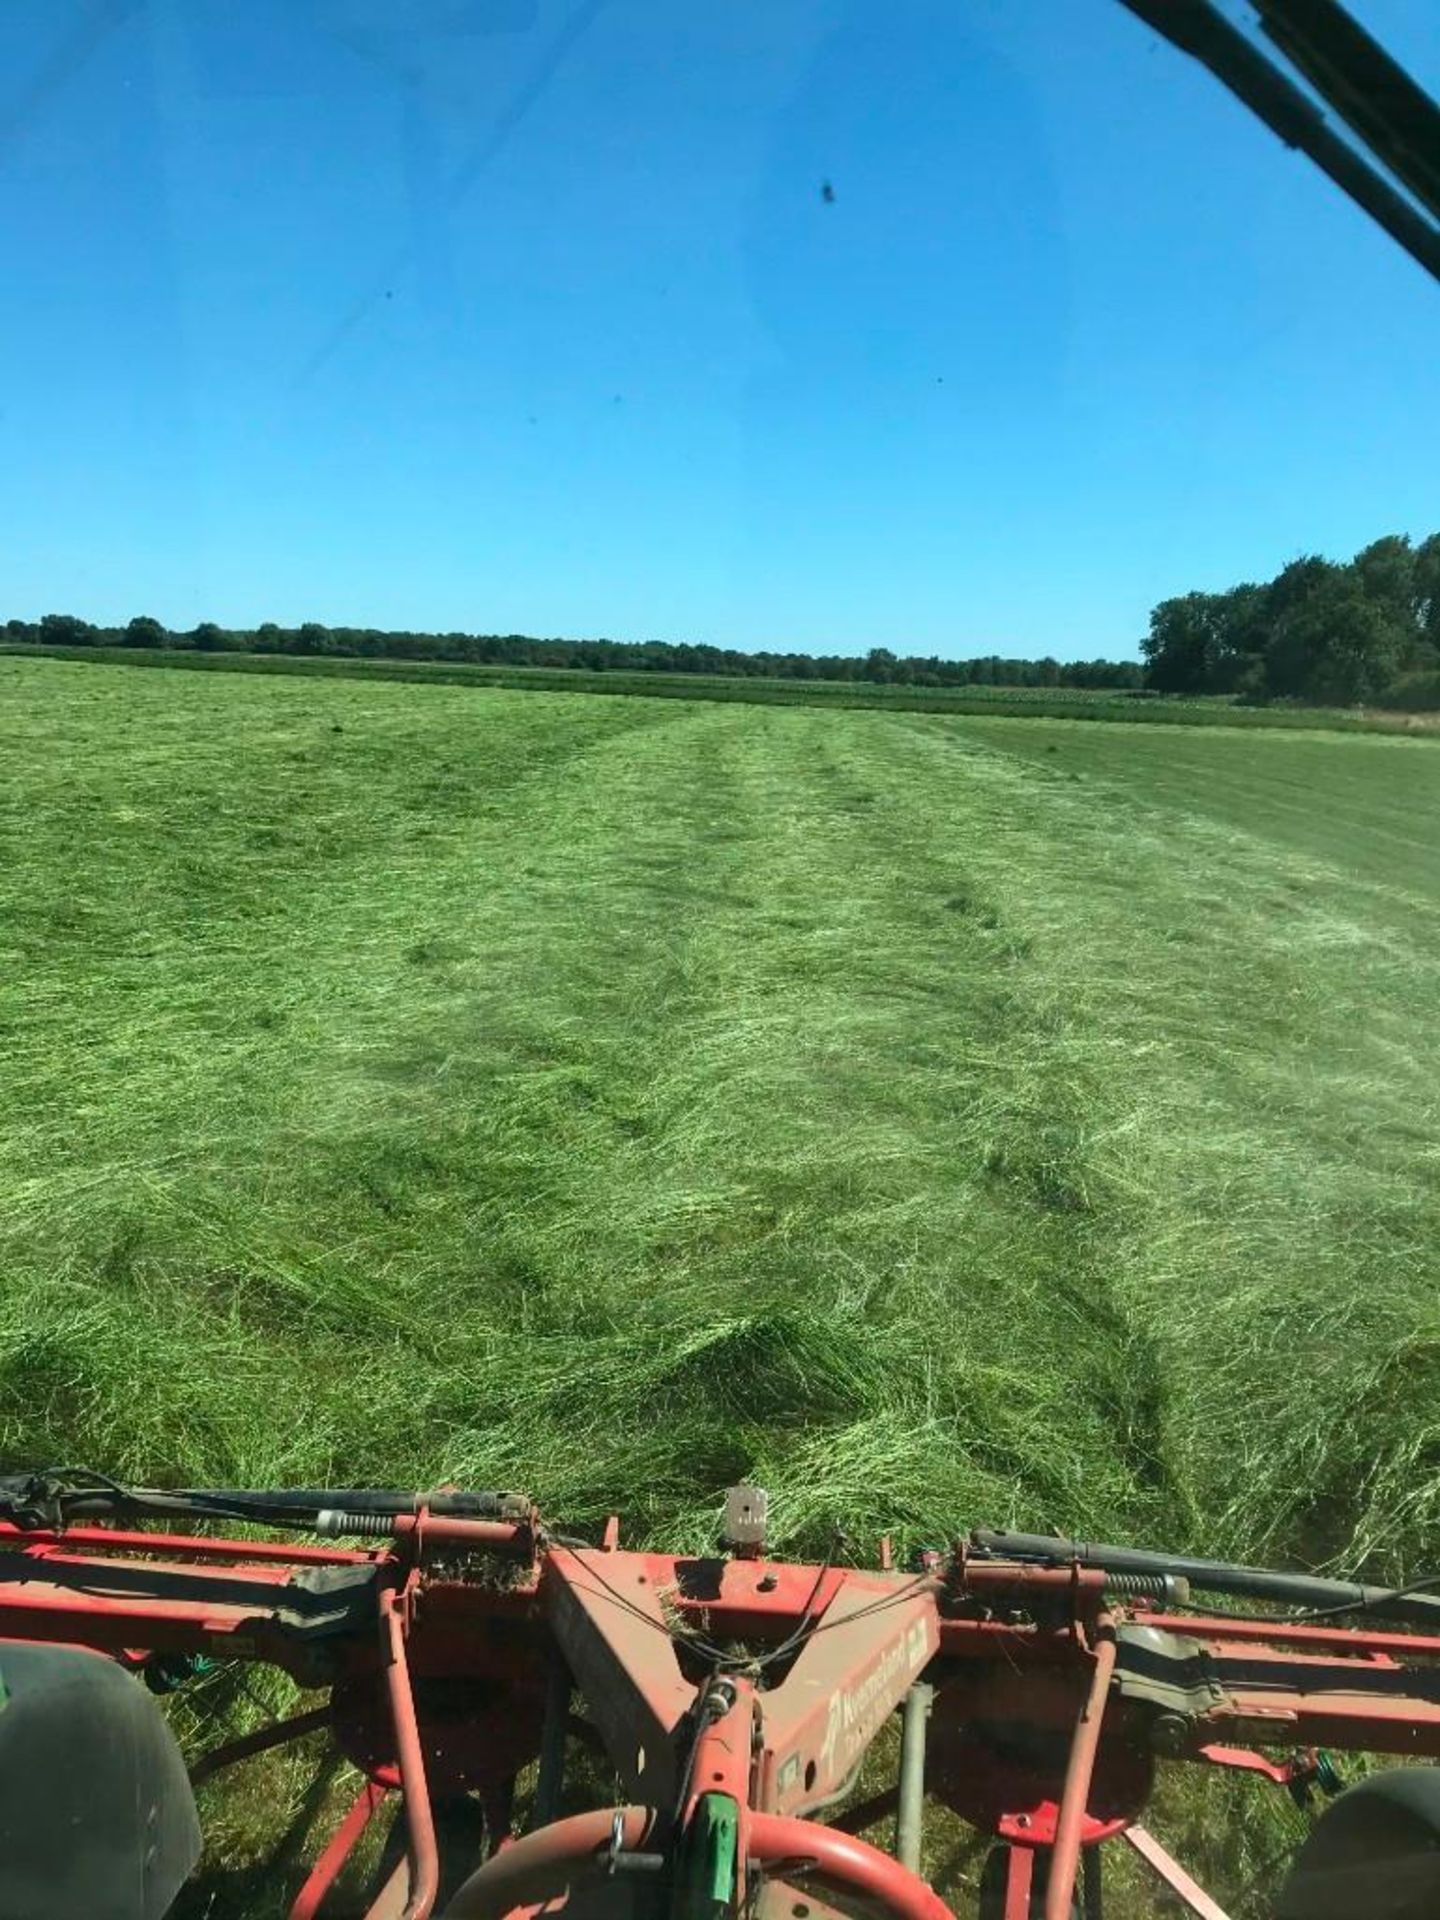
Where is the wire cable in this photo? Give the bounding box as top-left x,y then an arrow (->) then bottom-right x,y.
1284,1571 -> 1440,1624
552,1535 -> 939,1674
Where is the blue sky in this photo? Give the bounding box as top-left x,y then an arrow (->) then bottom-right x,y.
1,1 -> 1437,660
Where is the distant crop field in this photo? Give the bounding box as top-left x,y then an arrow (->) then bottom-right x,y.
4,655 -> 1440,1911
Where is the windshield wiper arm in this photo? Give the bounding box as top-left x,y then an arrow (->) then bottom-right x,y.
1115,0 -> 1440,284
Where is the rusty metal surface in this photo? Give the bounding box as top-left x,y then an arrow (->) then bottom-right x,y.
0,1509 -> 1438,1919
757,1575 -> 939,1813
542,1547 -> 695,1802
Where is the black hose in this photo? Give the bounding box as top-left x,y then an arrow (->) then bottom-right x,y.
180,1488 -> 528,1520
0,1471 -> 529,1532
970,1529 -> 1440,1626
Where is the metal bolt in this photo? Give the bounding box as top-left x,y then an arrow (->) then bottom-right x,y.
1150,1711 -> 1194,1756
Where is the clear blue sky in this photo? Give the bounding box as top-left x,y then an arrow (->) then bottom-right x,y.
2,1 -> 1437,660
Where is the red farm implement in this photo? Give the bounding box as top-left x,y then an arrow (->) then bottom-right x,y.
0,1474 -> 1439,1919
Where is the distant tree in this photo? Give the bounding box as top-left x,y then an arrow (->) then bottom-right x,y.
1352,534 -> 1415,628
1413,534 -> 1440,647
1140,545 -> 1423,703
1377,670 -> 1440,711
1210,584 -> 1269,693
39,612 -> 97,646
1250,559 -> 1344,698
1264,555 -> 1342,623
1142,594 -> 1226,692
49,567 -> 1435,698
1265,573 -> 1405,704
124,616 -> 169,648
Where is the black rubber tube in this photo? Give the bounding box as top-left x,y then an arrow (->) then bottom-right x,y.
971,1530 -> 1440,1625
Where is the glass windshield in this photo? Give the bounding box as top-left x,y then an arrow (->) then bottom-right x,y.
1,6 -> 1438,1918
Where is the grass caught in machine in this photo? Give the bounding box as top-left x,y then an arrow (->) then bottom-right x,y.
3,654 -> 1440,1911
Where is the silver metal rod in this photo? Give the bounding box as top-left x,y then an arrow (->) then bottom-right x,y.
896,1681 -> 933,1873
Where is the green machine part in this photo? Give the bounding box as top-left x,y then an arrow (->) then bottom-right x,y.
672,1793 -> 740,1920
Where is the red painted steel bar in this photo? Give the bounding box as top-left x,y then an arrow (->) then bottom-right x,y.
392,1515 -> 530,1553
749,1813 -> 957,1920
1002,1847 -> 1035,1920
1123,1824 -> 1235,1920
191,1705 -> 334,1785
377,1587 -> 441,1920
1202,1692 -> 1440,1749
0,1583 -> 312,1659
1196,1743 -> 1294,1785
1142,1610 -> 1440,1658
961,1563 -> 1107,1598
445,1807 -> 960,1920
1044,1627 -> 1118,1920
444,1807 -> 656,1919
290,1780 -> 392,1920
0,1522 -> 373,1566
0,1547 -> 310,1589
686,1687 -> 754,1916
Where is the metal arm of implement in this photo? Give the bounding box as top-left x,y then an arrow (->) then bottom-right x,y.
2,1499 -> 1440,1920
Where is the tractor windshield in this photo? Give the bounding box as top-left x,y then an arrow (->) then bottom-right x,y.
0,5 -> 1437,1918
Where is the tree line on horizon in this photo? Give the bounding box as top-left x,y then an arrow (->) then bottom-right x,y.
0,613 -> 1139,691
1142,531 -> 1440,708
6,528 -> 1438,707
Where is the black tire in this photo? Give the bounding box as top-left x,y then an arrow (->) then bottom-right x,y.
0,1640 -> 201,1920
1277,1767 -> 1440,1920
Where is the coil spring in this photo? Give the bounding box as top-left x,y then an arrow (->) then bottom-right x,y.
315,1509 -> 394,1539
1103,1572 -> 1185,1601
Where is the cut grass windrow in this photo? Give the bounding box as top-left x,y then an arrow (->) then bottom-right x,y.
3,657 -> 1439,1913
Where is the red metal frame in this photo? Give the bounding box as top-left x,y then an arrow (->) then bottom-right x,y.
378,1584 -> 441,1920
190,1705 -> 333,1785
1123,1824 -> 1235,1920
1043,1625 -> 1116,1920
291,1780 -> 393,1920
1000,1846 -> 1034,1920
2,1510 -> 1439,1919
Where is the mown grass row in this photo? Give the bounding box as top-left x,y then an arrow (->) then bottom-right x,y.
3,658 -> 1440,1911
8,640 -> 1435,732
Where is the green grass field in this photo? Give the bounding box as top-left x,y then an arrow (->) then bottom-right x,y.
4,654 -> 1440,1912
10,639 -> 1439,732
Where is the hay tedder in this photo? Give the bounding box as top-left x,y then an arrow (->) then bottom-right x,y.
2,1475 -> 1440,1919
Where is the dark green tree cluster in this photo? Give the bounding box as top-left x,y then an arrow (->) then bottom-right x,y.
1,613 -> 1143,693
1142,532 -> 1440,707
